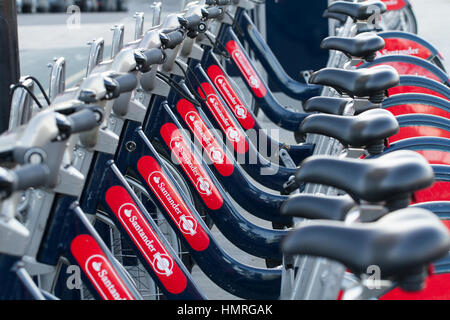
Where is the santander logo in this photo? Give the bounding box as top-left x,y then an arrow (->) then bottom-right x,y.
207,64 -> 256,130
160,123 -> 224,211
232,50 -> 261,89
176,99 -> 234,177
105,186 -> 189,294
208,94 -> 231,127
118,203 -> 173,276
86,255 -> 132,300
149,170 -> 198,236
226,127 -> 241,142
215,77 -> 248,119
137,156 -> 210,251
380,38 -> 431,60
70,234 -> 135,300
198,83 -> 249,154
225,40 -> 267,98
377,47 -> 420,57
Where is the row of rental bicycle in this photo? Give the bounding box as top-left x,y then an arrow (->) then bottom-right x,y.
2,0 -> 450,300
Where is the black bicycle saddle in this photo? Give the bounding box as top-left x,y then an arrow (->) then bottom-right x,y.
327,1 -> 387,21
321,33 -> 385,61
322,9 -> 348,24
303,96 -> 353,115
309,65 -> 400,102
299,108 -> 399,152
282,207 -> 450,283
295,150 -> 434,206
280,194 -> 356,221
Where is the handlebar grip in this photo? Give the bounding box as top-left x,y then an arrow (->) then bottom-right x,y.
66,107 -> 103,134
0,167 -> 15,200
13,164 -> 50,192
160,29 -> 185,49
143,48 -> 166,65
110,73 -> 138,94
202,7 -> 224,20
215,0 -> 231,5
134,48 -> 166,72
178,15 -> 202,29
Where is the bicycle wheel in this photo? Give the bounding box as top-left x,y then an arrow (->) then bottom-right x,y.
100,156 -> 196,300
383,6 -> 418,34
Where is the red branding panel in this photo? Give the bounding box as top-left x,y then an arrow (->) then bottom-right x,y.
386,104 -> 450,118
380,273 -> 450,300
390,126 -> 450,143
382,0 -> 406,11
207,64 -> 255,130
225,40 -> 267,98
160,123 -> 224,210
105,186 -> 187,294
413,181 -> 450,203
370,62 -> 443,82
388,86 -> 449,101
70,234 -> 135,300
414,150 -> 450,166
176,99 -> 234,177
377,38 -> 432,60
137,156 -> 210,251
198,82 -> 249,154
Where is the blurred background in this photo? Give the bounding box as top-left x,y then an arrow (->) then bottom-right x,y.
17,0 -> 183,91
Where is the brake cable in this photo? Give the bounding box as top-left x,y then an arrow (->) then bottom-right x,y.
204,31 -> 231,60
155,71 -> 201,107
174,59 -> 208,104
10,84 -> 44,109
23,76 -> 51,106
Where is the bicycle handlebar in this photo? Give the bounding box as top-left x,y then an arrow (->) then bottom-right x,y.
207,0 -> 232,5
103,73 -> 138,99
160,29 -> 185,49
66,107 -> 103,134
13,164 -> 50,192
0,164 -> 50,200
178,14 -> 207,33
55,107 -> 104,139
111,73 -> 138,94
202,7 -> 224,20
134,48 -> 166,72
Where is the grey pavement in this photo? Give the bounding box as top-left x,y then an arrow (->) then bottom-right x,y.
15,0 -> 449,300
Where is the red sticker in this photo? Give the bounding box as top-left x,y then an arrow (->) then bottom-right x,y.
160,123 -> 224,210
137,156 -> 210,251
388,86 -> 449,101
377,38 -> 432,60
386,104 -> 450,118
198,82 -> 249,154
207,64 -> 255,130
381,0 -> 407,11
380,272 -> 450,300
413,181 -> 450,203
70,234 -> 135,300
176,99 -> 234,177
105,186 -> 187,294
415,150 -> 450,166
369,62 -> 443,82
225,40 -> 267,98
390,126 -> 450,143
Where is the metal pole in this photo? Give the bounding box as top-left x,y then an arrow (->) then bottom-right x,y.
0,1 -> 20,133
